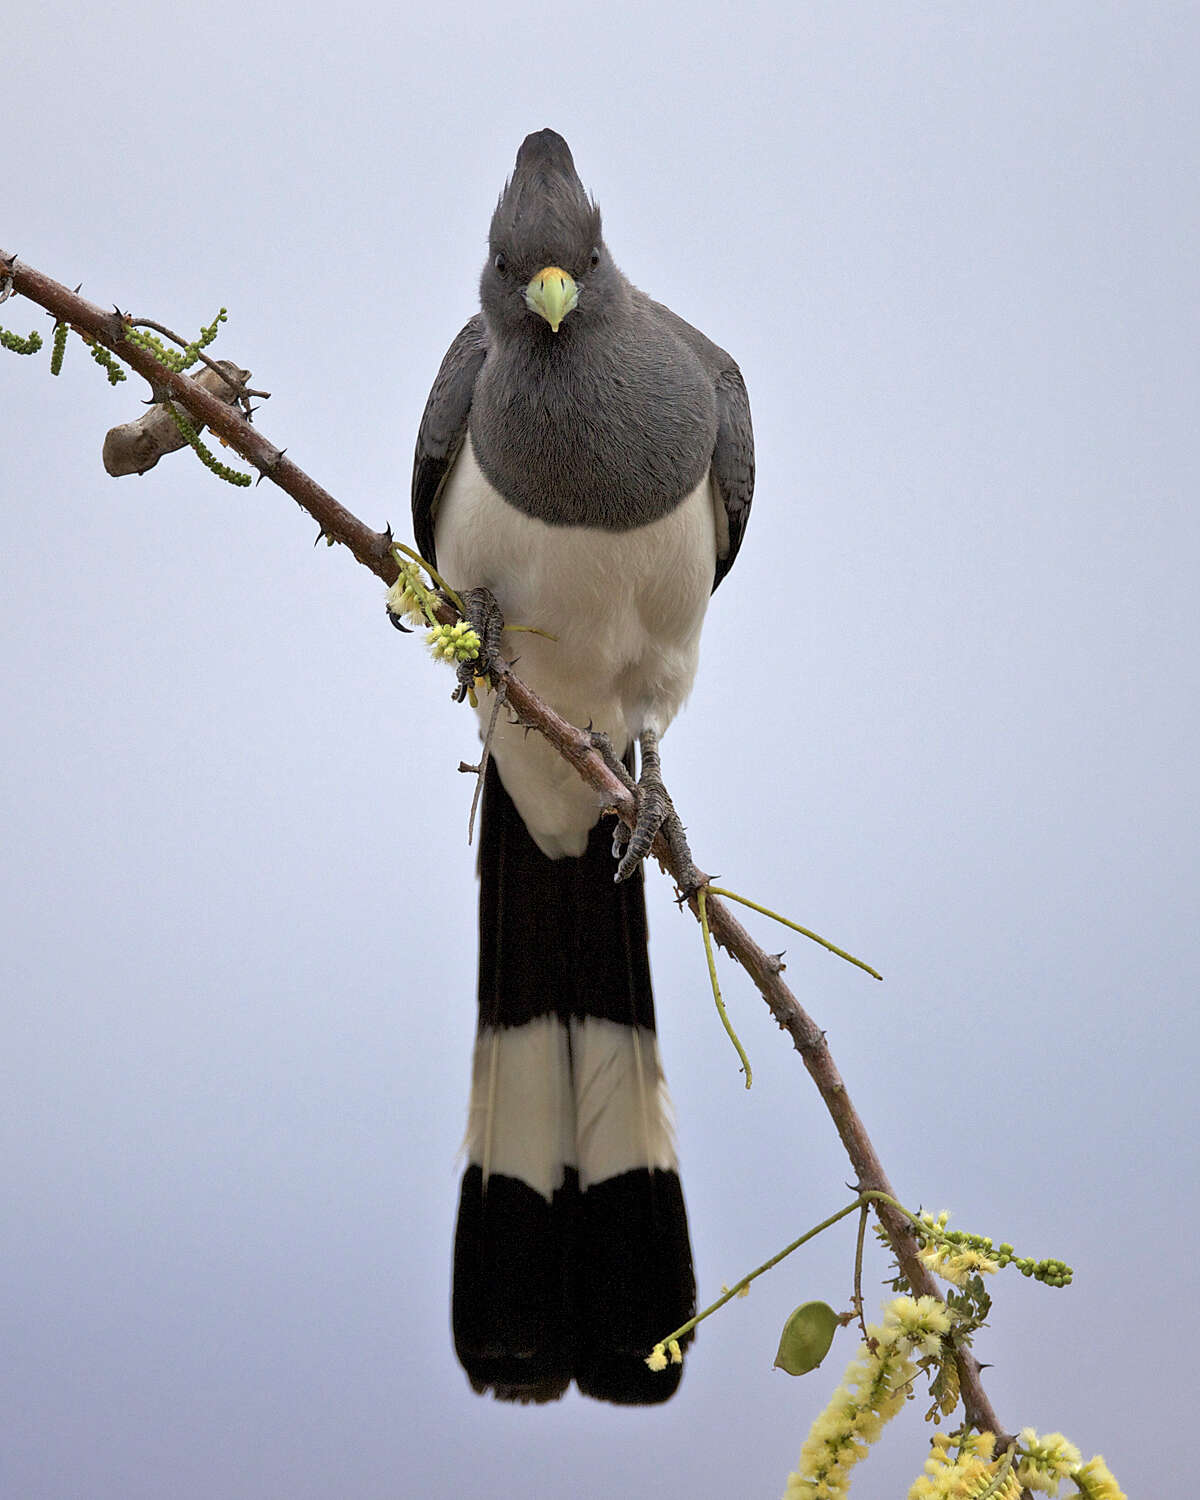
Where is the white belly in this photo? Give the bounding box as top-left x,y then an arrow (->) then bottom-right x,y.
434,437 -> 716,856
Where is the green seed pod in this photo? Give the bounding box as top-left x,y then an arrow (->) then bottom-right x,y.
773,1300 -> 840,1376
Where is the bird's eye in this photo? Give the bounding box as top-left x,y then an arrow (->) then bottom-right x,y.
589,247 -> 601,268
494,252 -> 508,275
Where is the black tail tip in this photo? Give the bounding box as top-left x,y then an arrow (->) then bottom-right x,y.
452,1166 -> 696,1406
460,1347 -> 688,1407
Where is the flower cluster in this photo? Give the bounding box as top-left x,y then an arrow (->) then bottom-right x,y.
426,620 -> 481,664
782,1296 -> 955,1499
914,1211 -> 1072,1288
386,561 -> 439,629
51,320 -> 69,375
82,335 -> 127,385
123,309 -> 227,373
0,324 -> 43,355
1012,1429 -> 1082,1495
644,1338 -> 683,1372
182,308 -> 229,370
907,1429 -> 1126,1500
162,401 -> 252,487
908,1432 -> 1019,1499
1070,1455 -> 1126,1500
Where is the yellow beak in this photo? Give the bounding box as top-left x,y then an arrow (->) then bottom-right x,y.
524,266 -> 579,332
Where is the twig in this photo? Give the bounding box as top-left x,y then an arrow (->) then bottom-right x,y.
707,885 -> 882,981
655,1195 -> 874,1351
853,1200 -> 870,1342
465,677 -> 506,844
697,885 -> 753,1087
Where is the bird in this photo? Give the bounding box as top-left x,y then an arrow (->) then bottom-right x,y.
410,128 -> 754,1405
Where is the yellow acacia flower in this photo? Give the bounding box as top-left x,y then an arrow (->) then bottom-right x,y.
1015,1429 -> 1084,1494
907,1431 -> 1020,1500
426,621 -> 481,662
783,1296 -> 957,1499
385,576 -> 426,625
1071,1455 -> 1126,1500
919,1243 -> 1001,1285
887,1295 -> 954,1356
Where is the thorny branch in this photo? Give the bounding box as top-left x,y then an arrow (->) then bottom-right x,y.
2,249 -> 1011,1444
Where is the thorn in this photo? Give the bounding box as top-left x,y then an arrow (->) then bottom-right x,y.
387,611 -> 411,633
382,523 -> 394,544
314,526 -> 327,547
458,761 -> 481,774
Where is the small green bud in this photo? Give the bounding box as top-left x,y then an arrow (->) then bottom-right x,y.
50,322 -> 69,375
1,326 -> 44,355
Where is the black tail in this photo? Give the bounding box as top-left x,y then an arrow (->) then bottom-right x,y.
451,760 -> 696,1404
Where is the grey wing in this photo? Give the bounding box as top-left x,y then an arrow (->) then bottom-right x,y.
411,315 -> 488,567
641,296 -> 754,592
710,361 -> 754,592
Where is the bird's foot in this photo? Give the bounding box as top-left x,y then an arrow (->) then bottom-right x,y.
598,727 -> 705,895
452,587 -> 506,702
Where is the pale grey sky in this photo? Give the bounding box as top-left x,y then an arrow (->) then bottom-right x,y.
3,3 -> 1196,1496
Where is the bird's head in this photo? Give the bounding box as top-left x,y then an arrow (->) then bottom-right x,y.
481,129 -> 616,339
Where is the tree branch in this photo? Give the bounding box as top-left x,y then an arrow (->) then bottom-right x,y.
2,248 -> 1010,1441
2,251 -> 395,581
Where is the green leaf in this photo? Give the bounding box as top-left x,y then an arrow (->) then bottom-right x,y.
773,1300 -> 840,1376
